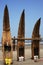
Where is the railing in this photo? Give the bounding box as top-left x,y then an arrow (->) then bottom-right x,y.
12,38 -> 43,41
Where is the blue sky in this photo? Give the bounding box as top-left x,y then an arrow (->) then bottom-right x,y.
0,0 -> 43,41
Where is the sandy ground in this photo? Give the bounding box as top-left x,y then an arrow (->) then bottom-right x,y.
0,45 -> 43,65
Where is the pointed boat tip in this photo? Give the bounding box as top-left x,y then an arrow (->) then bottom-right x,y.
38,17 -> 41,21
39,17 -> 41,21
23,9 -> 25,12
38,17 -> 41,23
23,9 -> 25,13
4,5 -> 8,10
21,9 -> 25,15
36,17 -> 41,24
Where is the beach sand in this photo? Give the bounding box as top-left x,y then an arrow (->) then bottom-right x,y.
0,45 -> 43,65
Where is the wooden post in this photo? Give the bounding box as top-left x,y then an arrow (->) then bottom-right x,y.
17,10 -> 25,61
31,18 -> 41,59
2,5 -> 13,64
13,36 -> 15,51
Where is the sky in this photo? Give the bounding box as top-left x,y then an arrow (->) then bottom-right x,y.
0,0 -> 43,41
